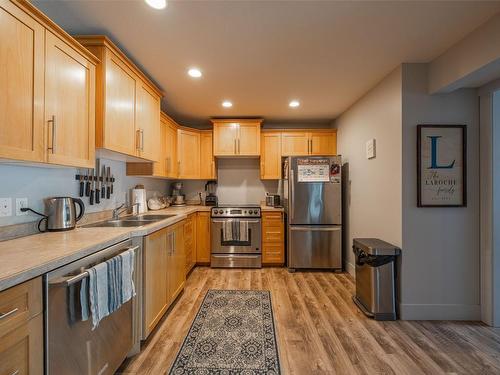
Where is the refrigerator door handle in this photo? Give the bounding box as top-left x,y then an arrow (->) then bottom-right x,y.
289,226 -> 341,231
290,169 -> 295,220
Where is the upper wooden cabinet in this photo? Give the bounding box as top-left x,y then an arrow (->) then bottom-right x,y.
0,0 -> 97,168
164,115 -> 178,178
212,119 -> 262,156
261,132 -> 282,180
76,36 -> 162,161
177,127 -> 200,179
200,131 -> 216,179
282,130 -> 337,156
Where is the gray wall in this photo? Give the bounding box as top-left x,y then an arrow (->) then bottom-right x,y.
334,66 -> 403,275
401,63 -> 480,320
0,159 -> 168,227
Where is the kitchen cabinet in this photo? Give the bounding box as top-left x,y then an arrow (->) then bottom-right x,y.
184,213 -> 196,274
262,211 -> 285,265
282,130 -> 337,156
200,131 -> 216,179
260,131 -> 282,180
196,212 -> 211,264
178,128 -> 201,179
165,115 -> 178,178
0,276 -> 43,375
143,221 -> 185,338
76,36 -> 162,161
45,31 -> 96,168
212,119 -> 262,156
0,0 -> 97,168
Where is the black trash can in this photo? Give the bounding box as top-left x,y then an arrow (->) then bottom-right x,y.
352,238 -> 401,320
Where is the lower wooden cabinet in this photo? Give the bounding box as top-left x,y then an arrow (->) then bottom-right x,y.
0,277 -> 43,375
143,220 -> 186,338
196,212 -> 211,264
184,213 -> 196,274
262,211 -> 285,265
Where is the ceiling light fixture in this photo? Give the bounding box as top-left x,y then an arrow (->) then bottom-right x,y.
289,100 -> 300,108
188,68 -> 202,78
145,0 -> 167,10
222,101 -> 233,108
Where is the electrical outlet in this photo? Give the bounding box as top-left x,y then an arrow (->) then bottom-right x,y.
0,198 -> 12,217
16,198 -> 28,216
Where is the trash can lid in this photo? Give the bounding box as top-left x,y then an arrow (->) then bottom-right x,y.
353,238 -> 401,256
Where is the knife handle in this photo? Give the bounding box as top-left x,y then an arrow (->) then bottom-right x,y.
111,183 -> 113,195
89,190 -> 94,205
79,181 -> 84,197
95,189 -> 100,204
107,186 -> 111,199
101,185 -> 105,199
85,180 -> 90,197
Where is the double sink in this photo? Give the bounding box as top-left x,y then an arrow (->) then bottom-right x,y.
83,214 -> 176,228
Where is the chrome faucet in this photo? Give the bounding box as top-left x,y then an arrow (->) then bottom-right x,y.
112,202 -> 140,220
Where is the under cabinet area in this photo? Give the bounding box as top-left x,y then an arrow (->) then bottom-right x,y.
143,221 -> 185,338
0,277 -> 43,375
0,0 -> 97,168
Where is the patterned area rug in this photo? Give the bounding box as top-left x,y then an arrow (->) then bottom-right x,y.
169,290 -> 281,374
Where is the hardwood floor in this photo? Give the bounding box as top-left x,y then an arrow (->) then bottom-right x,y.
118,267 -> 500,374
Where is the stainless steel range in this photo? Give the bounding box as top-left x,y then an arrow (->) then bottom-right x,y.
211,205 -> 262,268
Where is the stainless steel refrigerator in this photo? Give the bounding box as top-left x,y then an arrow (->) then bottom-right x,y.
283,156 -> 342,270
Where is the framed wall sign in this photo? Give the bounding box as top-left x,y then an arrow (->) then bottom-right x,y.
417,125 -> 467,207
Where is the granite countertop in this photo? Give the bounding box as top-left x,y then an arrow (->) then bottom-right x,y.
0,205 -> 210,292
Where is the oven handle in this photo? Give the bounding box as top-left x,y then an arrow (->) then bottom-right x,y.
211,219 -> 260,224
53,245 -> 139,287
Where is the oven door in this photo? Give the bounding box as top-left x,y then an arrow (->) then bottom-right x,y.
211,219 -> 261,254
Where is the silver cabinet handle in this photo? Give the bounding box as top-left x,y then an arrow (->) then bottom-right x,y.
0,307 -> 19,320
48,115 -> 56,153
140,129 -> 145,151
136,129 -> 141,151
234,138 -> 237,154
238,139 -> 240,154
9,370 -> 19,375
290,226 -> 341,231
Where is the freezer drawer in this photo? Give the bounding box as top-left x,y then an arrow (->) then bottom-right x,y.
288,225 -> 342,269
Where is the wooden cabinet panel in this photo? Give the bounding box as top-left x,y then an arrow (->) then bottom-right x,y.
262,211 -> 284,265
168,221 -> 185,302
260,132 -> 282,180
152,115 -> 168,177
184,214 -> 196,274
238,122 -> 260,156
262,243 -> 284,264
103,50 -> 138,155
178,128 -> 200,179
281,132 -> 309,156
200,131 -> 216,179
310,131 -> 337,155
263,226 -> 284,242
143,228 -> 169,336
196,212 -> 211,263
136,83 -> 160,161
45,31 -> 95,168
0,1 -> 45,163
0,314 -> 43,375
165,116 -> 178,178
213,122 -> 238,156
0,277 -> 42,338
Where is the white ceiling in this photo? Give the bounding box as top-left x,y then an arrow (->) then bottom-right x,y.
34,0 -> 500,127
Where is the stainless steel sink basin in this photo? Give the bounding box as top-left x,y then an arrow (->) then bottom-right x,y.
83,220 -> 154,228
132,214 -> 176,220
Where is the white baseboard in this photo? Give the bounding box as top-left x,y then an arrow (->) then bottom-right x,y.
399,303 -> 481,320
345,261 -> 355,277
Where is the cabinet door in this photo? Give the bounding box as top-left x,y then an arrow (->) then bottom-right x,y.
238,122 -> 260,156
143,228 -> 169,336
178,129 -> 200,179
261,132 -> 282,179
0,315 -> 43,375
168,222 -> 185,302
136,83 -> 160,161
310,131 -> 337,155
45,31 -> 95,168
152,117 -> 167,177
103,50 -> 138,156
196,212 -> 211,263
165,118 -> 178,178
200,132 -> 216,179
0,1 -> 45,162
281,132 -> 310,156
213,123 -> 238,156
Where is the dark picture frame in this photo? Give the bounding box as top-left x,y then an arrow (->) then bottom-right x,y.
417,124 -> 467,207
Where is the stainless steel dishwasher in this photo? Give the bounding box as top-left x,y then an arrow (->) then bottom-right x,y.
44,239 -> 142,375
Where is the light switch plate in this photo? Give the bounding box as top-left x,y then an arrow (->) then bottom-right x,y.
366,139 -> 376,159
0,198 -> 12,217
16,198 -> 28,216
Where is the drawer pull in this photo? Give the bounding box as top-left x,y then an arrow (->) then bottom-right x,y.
10,370 -> 20,375
0,307 -> 19,320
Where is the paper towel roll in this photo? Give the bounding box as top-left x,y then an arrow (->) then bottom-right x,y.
132,188 -> 148,214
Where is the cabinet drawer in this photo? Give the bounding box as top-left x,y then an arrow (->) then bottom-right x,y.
0,277 -> 42,337
0,314 -> 43,375
263,226 -> 284,243
262,212 -> 283,223
262,243 -> 284,264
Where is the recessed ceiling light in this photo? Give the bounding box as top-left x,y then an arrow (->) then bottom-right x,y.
145,0 -> 167,10
222,101 -> 233,108
187,68 -> 202,78
289,100 -> 300,108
